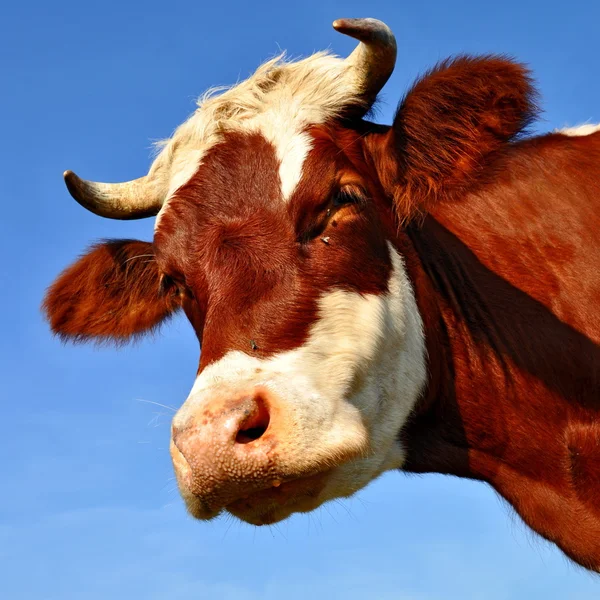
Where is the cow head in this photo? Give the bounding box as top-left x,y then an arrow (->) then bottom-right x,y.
44,19 -> 536,525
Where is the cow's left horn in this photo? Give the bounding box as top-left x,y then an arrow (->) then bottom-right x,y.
63,170 -> 166,220
333,18 -> 397,113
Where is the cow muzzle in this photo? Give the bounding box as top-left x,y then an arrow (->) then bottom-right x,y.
170,386 -> 334,525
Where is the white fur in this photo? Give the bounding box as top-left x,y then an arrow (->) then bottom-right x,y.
263,121 -> 312,202
556,123 -> 600,137
276,131 -> 312,201
174,245 -> 427,518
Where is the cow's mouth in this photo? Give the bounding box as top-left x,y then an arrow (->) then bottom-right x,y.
225,471 -> 330,525
180,470 -> 331,525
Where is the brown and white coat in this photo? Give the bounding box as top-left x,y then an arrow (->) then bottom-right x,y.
44,19 -> 600,572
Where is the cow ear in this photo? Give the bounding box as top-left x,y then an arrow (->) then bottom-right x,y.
43,239 -> 181,344
369,56 -> 539,222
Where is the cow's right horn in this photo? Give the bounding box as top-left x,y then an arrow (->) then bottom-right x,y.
63,170 -> 166,220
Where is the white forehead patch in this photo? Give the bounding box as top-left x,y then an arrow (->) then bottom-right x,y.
557,123 -> 600,137
246,108 -> 313,201
275,130 -> 312,201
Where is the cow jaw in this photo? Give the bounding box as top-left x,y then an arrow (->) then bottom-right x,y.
170,246 -> 427,524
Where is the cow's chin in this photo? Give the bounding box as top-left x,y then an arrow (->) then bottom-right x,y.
181,471 -> 332,526
226,471 -> 330,525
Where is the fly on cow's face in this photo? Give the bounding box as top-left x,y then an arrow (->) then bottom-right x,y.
298,187 -> 365,244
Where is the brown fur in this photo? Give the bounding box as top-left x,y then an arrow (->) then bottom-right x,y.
154,130 -> 392,368
43,240 -> 181,343
367,55 -> 538,222
398,132 -> 600,571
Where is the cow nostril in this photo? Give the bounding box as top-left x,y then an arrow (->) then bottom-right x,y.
236,426 -> 267,443
235,397 -> 271,444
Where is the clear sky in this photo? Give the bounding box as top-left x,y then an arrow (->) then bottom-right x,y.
2,0 -> 599,597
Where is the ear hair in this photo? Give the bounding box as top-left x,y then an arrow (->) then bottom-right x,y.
43,239 -> 180,344
372,55 -> 539,222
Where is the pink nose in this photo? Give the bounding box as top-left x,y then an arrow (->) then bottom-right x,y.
170,387 -> 280,515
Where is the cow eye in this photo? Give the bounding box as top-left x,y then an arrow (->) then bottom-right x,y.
332,189 -> 358,208
159,273 -> 176,295
160,273 -> 187,297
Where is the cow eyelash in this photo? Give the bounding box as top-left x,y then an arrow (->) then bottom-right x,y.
159,274 -> 174,294
297,188 -> 366,244
332,189 -> 356,207
330,187 -> 366,210
159,273 -> 186,297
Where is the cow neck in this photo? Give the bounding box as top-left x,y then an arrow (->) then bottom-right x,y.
399,209 -> 600,571
394,222 -> 478,479
398,213 -> 569,481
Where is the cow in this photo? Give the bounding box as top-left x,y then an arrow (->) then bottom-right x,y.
43,18 -> 600,572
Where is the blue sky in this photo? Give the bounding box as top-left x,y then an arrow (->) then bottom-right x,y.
2,0 -> 599,597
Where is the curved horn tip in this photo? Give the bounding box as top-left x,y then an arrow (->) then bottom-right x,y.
332,18 -> 395,44
61,169 -> 163,220
63,169 -> 83,200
